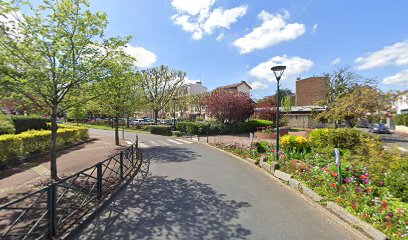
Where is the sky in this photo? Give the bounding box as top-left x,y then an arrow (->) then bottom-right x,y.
87,0 -> 408,99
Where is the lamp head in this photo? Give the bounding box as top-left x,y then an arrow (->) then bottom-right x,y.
271,65 -> 286,80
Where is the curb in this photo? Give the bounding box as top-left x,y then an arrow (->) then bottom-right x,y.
203,143 -> 388,240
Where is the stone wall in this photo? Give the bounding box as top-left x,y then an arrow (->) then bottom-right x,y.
285,114 -> 327,128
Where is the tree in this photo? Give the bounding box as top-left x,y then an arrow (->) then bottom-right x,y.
204,89 -> 254,123
140,65 -> 186,124
190,92 -> 208,117
0,0 -> 129,179
315,66 -> 375,127
92,56 -> 142,145
317,86 -> 391,127
254,96 -> 277,121
282,94 -> 293,113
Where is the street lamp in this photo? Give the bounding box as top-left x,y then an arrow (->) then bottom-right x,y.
172,98 -> 177,129
271,65 -> 286,162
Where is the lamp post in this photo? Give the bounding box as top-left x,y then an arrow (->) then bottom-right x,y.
271,65 -> 286,162
172,98 -> 177,129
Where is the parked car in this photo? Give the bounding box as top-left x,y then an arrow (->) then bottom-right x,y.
358,122 -> 370,128
131,119 -> 146,125
369,123 -> 391,134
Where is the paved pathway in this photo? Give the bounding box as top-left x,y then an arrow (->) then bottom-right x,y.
0,133 -> 124,203
75,129 -> 365,240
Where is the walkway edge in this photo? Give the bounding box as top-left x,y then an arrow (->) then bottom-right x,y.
201,142 -> 375,240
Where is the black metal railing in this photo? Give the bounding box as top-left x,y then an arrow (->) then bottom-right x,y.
0,136 -> 142,239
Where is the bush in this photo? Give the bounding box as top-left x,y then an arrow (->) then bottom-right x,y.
0,125 -> 89,167
385,161 -> 408,202
394,113 -> 408,126
255,141 -> 270,153
150,125 -> 172,136
237,119 -> 273,133
172,131 -> 183,137
10,115 -> 48,133
0,113 -> 15,135
281,135 -> 309,152
309,128 -> 371,150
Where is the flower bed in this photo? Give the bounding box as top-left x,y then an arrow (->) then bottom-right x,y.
212,130 -> 408,239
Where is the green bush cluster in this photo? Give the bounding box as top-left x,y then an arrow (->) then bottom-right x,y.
385,160 -> 408,202
0,113 -> 15,135
309,128 -> 372,150
235,119 -> 273,133
0,125 -> 88,167
9,115 -> 48,133
172,131 -> 183,137
394,113 -> 408,126
280,135 -> 309,152
150,125 -> 172,136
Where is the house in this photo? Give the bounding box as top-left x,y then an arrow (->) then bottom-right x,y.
218,80 -> 252,94
393,91 -> 408,114
169,81 -> 208,119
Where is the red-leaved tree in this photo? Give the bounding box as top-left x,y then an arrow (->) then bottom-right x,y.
254,96 -> 277,121
204,89 -> 254,123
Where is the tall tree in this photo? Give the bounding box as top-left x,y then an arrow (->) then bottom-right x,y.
140,65 -> 186,124
254,96 -> 277,121
93,56 -> 142,145
0,0 -> 129,179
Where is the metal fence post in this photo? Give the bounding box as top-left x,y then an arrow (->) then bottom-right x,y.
120,152 -> 124,179
47,183 -> 57,237
97,163 -> 103,198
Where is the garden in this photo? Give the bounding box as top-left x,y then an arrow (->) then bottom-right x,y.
0,114 -> 89,168
213,128 -> 408,239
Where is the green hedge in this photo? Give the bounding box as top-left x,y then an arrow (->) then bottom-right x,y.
394,114 -> 408,126
0,125 -> 89,167
0,113 -> 15,135
309,128 -> 372,150
10,115 -> 48,133
150,125 -> 172,136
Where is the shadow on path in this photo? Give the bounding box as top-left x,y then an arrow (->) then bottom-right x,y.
77,151 -> 251,239
144,146 -> 202,164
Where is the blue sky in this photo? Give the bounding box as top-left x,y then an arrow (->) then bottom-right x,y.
89,0 -> 408,99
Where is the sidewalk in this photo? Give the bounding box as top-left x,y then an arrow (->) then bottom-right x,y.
0,133 -> 127,204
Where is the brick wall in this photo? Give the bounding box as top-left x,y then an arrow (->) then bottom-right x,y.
295,77 -> 329,106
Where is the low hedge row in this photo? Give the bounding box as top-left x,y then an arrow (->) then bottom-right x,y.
0,125 -> 89,167
0,113 -> 15,135
150,125 -> 172,136
309,128 -> 372,150
9,115 -> 48,133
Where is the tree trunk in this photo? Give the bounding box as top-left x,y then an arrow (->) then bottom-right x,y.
50,112 -> 59,180
114,117 -> 119,145
154,109 -> 159,124
126,116 -> 130,128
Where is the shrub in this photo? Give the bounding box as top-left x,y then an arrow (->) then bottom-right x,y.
394,113 -> 408,126
281,135 -> 309,152
0,125 -> 89,167
237,119 -> 273,133
0,113 -> 15,135
176,122 -> 214,134
385,161 -> 408,202
255,141 -> 270,153
172,131 -> 183,137
150,125 -> 172,136
10,115 -> 48,133
309,128 -> 370,150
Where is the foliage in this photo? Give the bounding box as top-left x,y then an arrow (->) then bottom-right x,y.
309,128 -> 372,150
385,160 -> 408,202
0,125 -> 88,167
67,104 -> 87,123
0,0 -> 130,179
140,65 -> 186,124
394,114 -> 408,126
280,135 -> 309,153
253,96 -> 277,121
237,119 -> 273,133
172,131 -> 183,137
204,89 -> 254,123
0,113 -> 15,135
150,125 -> 172,136
9,115 -> 48,133
282,94 -> 293,113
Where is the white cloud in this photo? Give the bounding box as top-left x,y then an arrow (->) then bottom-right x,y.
355,41 -> 408,70
383,69 -> 408,85
312,23 -> 318,32
233,10 -> 306,54
250,81 -> 268,90
203,6 -> 247,34
171,0 -> 216,16
331,57 -> 341,65
249,55 -> 314,81
216,32 -> 224,41
171,0 -> 247,40
123,44 -> 157,68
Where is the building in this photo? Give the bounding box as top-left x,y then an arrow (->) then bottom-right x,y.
170,81 -> 208,119
393,91 -> 408,114
218,80 -> 252,94
295,77 -> 329,106
181,81 -> 208,95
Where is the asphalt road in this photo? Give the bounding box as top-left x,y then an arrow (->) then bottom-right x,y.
75,129 -> 364,240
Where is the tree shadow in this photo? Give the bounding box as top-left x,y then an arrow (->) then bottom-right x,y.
76,156 -> 251,239
144,146 -> 202,164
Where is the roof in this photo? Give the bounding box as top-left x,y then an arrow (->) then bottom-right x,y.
218,81 -> 252,90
